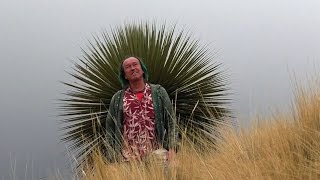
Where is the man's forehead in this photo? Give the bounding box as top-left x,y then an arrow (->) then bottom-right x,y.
123,57 -> 140,65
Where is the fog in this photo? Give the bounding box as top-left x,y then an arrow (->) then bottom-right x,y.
0,0 -> 319,178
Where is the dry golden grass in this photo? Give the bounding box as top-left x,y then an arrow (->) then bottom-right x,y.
81,80 -> 320,180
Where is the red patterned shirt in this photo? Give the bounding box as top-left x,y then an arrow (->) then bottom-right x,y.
122,83 -> 157,161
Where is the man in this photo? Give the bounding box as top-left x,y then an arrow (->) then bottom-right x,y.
105,56 -> 177,163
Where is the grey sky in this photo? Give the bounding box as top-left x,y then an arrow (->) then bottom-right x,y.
0,0 -> 319,178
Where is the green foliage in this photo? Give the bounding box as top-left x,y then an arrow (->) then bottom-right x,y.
60,22 -> 231,166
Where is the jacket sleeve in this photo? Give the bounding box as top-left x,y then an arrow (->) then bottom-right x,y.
105,93 -> 117,162
159,86 -> 178,151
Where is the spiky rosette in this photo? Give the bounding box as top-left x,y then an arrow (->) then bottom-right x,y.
60,22 -> 231,167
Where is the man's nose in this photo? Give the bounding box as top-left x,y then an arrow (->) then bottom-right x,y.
129,65 -> 135,70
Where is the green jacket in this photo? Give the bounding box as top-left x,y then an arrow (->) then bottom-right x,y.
105,84 -> 177,162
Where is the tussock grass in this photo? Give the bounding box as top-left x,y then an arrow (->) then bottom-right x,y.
81,81 -> 320,180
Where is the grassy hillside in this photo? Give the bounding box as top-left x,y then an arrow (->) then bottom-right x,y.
80,81 -> 320,180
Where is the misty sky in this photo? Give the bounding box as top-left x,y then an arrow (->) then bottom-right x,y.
0,0 -> 319,179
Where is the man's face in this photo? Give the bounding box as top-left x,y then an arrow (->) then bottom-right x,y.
123,57 -> 144,83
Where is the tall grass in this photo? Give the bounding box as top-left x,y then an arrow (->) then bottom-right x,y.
80,80 -> 320,180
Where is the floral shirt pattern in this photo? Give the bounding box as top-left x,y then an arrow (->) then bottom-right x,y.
122,83 -> 157,160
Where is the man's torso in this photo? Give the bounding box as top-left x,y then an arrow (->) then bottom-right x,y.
122,83 -> 158,161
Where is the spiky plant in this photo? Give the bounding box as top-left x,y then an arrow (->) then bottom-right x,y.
60,22 -> 230,167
